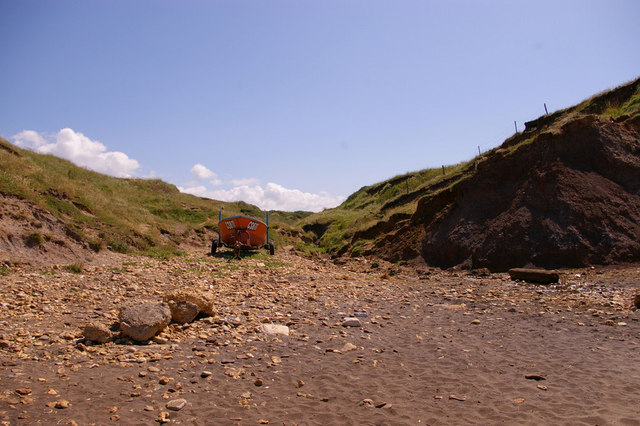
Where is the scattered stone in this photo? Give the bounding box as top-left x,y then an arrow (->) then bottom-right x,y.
163,290 -> 216,316
254,378 -> 264,387
525,374 -> 546,381
82,321 -> 113,344
152,336 -> 169,344
513,397 -> 526,404
342,317 -> 362,327
508,268 -> 559,284
167,300 -> 199,324
157,411 -> 170,423
166,398 -> 187,411
258,324 -> 290,337
470,268 -> 491,277
201,371 -> 213,378
54,399 -> 71,409
118,302 -> 171,342
471,319 -> 481,325
537,385 -> 548,391
15,388 -> 32,395
342,342 -> 357,352
634,294 -> 640,308
360,398 -> 374,407
449,395 -> 466,402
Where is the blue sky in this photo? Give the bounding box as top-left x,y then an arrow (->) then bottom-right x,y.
1,1 -> 639,211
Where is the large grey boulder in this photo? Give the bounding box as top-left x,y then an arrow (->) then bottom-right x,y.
118,302 -> 171,342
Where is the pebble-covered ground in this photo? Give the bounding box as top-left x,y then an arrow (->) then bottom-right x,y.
1,249 -> 639,425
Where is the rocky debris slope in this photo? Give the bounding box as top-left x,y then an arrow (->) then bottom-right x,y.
416,113 -> 640,271
347,79 -> 640,271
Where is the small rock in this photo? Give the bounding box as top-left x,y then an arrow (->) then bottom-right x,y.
471,319 -> 481,325
168,300 -> 200,324
163,290 -> 216,316
360,398 -> 374,407
525,374 -> 546,381
258,324 -> 290,337
634,294 -> 640,308
82,322 -> 113,344
342,317 -> 362,327
342,342 -> 357,352
152,336 -> 168,344
166,398 -> 187,411
201,371 -> 212,378
118,302 -> 171,342
54,399 -> 71,409
508,268 -> 559,284
158,411 -> 170,423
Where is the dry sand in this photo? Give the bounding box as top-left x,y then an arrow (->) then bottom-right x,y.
1,249 -> 639,425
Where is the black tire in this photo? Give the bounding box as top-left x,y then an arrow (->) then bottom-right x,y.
210,240 -> 217,255
269,241 -> 275,256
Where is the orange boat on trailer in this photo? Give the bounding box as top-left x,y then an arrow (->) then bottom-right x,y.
211,212 -> 275,255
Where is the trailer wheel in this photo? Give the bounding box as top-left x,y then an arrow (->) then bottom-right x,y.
269,241 -> 275,256
210,240 -> 217,255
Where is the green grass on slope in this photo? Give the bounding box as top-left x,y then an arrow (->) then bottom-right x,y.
0,140 -> 302,257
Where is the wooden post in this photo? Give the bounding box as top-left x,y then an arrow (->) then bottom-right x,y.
514,121 -> 518,133
544,103 -> 548,115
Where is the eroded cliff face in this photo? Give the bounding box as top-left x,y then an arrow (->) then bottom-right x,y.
413,114 -> 640,271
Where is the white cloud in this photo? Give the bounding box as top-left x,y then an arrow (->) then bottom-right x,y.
190,163 -> 216,180
231,177 -> 260,186
12,128 -> 140,178
179,182 -> 344,212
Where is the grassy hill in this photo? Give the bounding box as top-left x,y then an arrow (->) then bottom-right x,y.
3,76 -> 638,266
0,140 -> 310,259
299,77 -> 640,261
